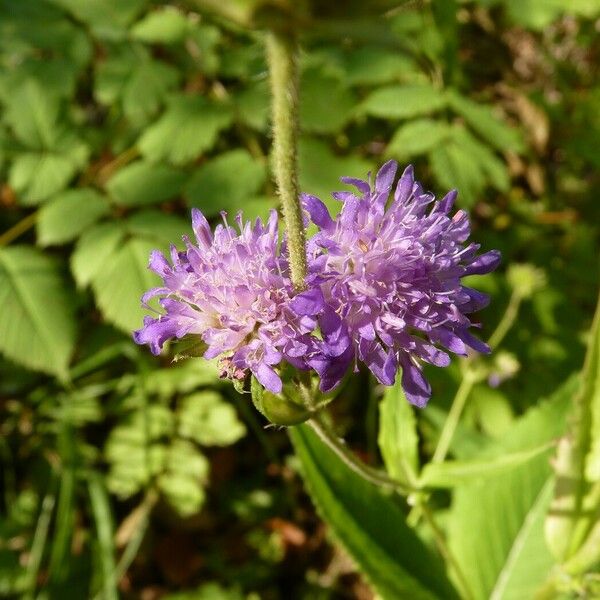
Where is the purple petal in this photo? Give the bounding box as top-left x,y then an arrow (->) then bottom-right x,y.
340,176 -> 371,195
400,359 -> 431,407
394,164 -> 415,204
254,363 -> 283,394
290,288 -> 325,316
302,194 -> 334,231
464,250 -> 502,275
375,160 -> 398,195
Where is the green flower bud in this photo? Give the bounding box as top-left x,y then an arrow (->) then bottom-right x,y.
251,376 -> 311,426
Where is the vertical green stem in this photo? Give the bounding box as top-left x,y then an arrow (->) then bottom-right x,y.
266,31 -> 307,290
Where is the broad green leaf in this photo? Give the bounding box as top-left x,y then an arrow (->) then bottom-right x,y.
290,424 -> 459,600
4,80 -> 60,148
131,7 -> 190,43
0,246 -> 76,378
95,47 -> 179,124
185,149 -> 266,215
71,222 -> 125,288
448,378 -> 578,600
546,292 -> 600,569
234,80 -> 270,131
48,0 -> 146,39
429,140 -> 486,207
378,379 -> 419,485
125,210 -> 190,242
92,237 -> 161,333
359,84 -> 446,120
386,118 -> 452,159
106,161 -> 188,207
37,188 -> 110,245
420,442 -> 553,488
341,47 -> 419,86
298,138 -> 372,215
446,90 -> 525,153
138,95 -> 233,165
300,69 -> 356,134
504,0 -> 600,30
142,361 -> 220,397
178,392 -> 246,446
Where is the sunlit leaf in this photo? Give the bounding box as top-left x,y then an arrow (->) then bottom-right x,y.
130,7 -> 189,44
0,246 -> 76,378
359,84 -> 446,120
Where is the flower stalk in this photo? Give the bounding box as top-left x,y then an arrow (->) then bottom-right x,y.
266,30 -> 307,291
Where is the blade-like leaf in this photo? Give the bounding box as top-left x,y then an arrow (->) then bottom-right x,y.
0,246 -> 76,378
378,379 -> 419,485
448,378 -> 577,600
290,424 -> 459,600
420,442 -> 554,489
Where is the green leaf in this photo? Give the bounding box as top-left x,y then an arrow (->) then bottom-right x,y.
289,424 -> 459,600
448,378 -> 578,600
157,441 -> 209,517
138,95 -> 233,165
48,0 -> 146,39
131,7 -> 190,44
71,222 -> 125,288
71,212 -> 188,333
0,246 -> 76,378
234,80 -> 270,131
378,379 -> 419,485
420,442 -> 554,488
92,236 -> 161,333
446,91 -> 525,153
386,118 -> 452,159
185,149 -> 266,215
300,68 -> 356,134
37,188 -> 110,245
106,161 -> 188,207
359,84 -> 446,120
95,48 -> 180,124
298,138 -> 372,215
143,361 -> 220,397
546,292 -> 600,571
341,47 -> 419,86
178,392 -> 246,446
4,80 -> 60,148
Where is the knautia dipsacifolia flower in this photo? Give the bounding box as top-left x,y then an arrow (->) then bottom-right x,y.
133,209 -> 321,394
302,160 -> 501,406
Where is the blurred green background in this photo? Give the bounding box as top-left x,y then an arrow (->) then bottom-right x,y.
0,0 -> 599,598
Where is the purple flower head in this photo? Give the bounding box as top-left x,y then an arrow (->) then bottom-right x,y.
303,161 -> 500,406
133,209 -> 319,394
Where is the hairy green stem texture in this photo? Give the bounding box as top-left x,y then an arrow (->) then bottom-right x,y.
266,31 -> 307,290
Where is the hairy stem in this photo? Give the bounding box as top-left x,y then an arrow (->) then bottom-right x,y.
266,31 -> 307,290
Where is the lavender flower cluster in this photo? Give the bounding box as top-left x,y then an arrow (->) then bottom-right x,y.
134,162 -> 500,407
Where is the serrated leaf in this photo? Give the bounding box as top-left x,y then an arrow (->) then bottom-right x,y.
185,149 -> 266,215
447,90 -> 525,154
448,378 -> 578,600
131,8 -> 190,43
300,68 -> 356,134
289,424 -> 459,600
0,246 -> 76,378
378,379 -> 419,485
179,392 -> 246,446
429,140 -> 486,207
138,95 -> 233,165
359,84 -> 446,120
71,222 -> 125,288
106,161 -> 188,207
37,188 -> 110,245
386,118 -> 452,159
4,80 -> 60,148
95,48 -> 179,124
92,236 -> 161,333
